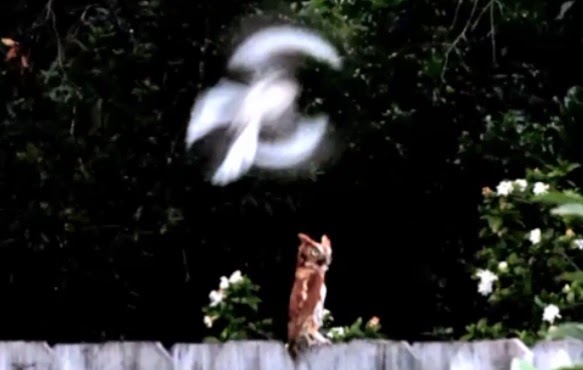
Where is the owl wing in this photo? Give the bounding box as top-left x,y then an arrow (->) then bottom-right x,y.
227,25 -> 342,75
254,114 -> 328,169
289,268 -> 322,341
289,269 -> 323,320
185,79 -> 247,148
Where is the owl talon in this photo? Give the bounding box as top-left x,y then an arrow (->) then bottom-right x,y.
314,332 -> 331,345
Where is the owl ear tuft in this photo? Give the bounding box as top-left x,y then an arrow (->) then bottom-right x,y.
320,234 -> 331,246
298,232 -> 315,245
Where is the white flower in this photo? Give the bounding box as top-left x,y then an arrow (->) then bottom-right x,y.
203,315 -> 215,328
529,228 -> 541,244
326,327 -> 345,338
209,290 -> 224,307
229,270 -> 243,284
496,180 -> 514,196
497,261 -> 508,272
514,179 -> 528,192
542,304 -> 561,324
475,269 -> 498,296
573,239 -> 583,250
219,276 -> 229,290
478,281 -> 494,296
533,182 -> 549,195
562,284 -> 571,293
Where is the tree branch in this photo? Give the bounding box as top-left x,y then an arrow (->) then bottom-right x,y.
44,0 -> 65,72
441,0 -> 480,81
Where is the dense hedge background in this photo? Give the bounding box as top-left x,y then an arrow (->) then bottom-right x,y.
0,0 -> 582,344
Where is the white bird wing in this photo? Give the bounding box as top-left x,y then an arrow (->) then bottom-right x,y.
185,79 -> 247,148
209,74 -> 296,186
211,116 -> 262,186
253,114 -> 328,169
227,25 -> 342,73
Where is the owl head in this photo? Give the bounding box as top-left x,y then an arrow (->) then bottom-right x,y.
296,232 -> 332,270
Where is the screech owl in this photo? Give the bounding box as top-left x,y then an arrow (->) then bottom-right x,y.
287,232 -> 332,357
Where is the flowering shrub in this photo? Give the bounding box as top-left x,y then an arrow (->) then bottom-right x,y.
201,270 -> 274,341
321,309 -> 385,342
471,166 -> 583,369
464,164 -> 583,344
201,270 -> 385,342
537,188 -> 583,344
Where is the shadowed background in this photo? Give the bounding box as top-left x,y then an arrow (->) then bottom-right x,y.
0,0 -> 582,345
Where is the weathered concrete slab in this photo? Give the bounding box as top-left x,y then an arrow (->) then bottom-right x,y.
172,342 -> 223,370
0,339 -> 579,369
51,342 -> 172,370
211,341 -> 294,370
531,339 -> 583,370
0,341 -> 54,370
295,340 -> 415,370
411,339 -> 532,370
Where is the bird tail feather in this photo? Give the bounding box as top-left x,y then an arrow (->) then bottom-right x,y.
211,117 -> 261,186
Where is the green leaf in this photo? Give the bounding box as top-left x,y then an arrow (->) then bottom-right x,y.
202,336 -> 220,343
349,317 -> 363,331
546,322 -> 583,340
558,271 -> 583,283
565,86 -> 583,113
532,191 -> 583,206
510,358 -> 537,370
484,215 -> 504,232
369,0 -> 404,8
551,203 -> 583,218
260,318 -> 273,325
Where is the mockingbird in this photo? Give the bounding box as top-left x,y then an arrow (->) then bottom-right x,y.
185,25 -> 342,186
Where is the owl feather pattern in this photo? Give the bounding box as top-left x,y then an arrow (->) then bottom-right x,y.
287,233 -> 332,357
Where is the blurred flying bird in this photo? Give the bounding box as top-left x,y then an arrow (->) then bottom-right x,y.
185,25 -> 342,186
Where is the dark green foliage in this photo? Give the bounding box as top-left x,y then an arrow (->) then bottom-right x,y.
1,0 -> 582,342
